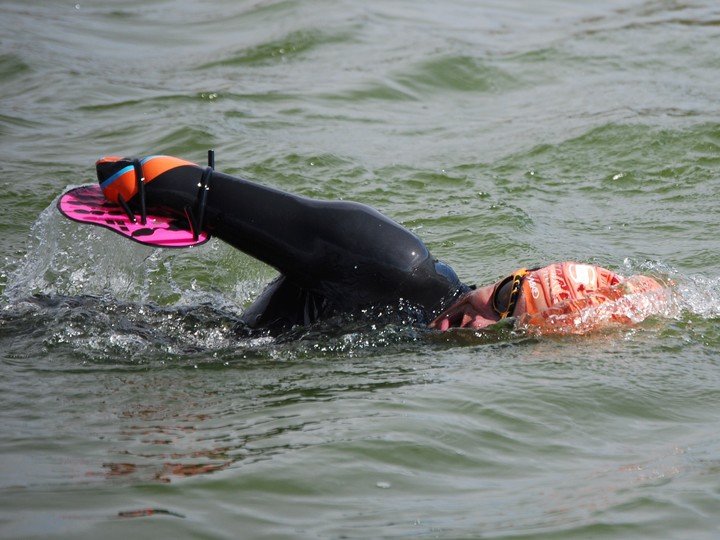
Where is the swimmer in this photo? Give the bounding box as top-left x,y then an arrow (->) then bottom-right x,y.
59,153 -> 666,335
428,262 -> 666,335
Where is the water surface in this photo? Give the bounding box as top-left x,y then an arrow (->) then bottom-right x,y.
2,1 -> 720,538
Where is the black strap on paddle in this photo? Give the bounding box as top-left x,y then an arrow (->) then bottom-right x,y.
116,193 -> 136,223
133,158 -> 147,225
184,149 -> 214,240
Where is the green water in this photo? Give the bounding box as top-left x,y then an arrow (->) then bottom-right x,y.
2,1 -> 720,538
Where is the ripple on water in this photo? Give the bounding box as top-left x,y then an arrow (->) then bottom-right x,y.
198,28 -> 355,69
2,1 -> 720,534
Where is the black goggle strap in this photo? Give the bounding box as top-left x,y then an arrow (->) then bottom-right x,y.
184,150 -> 215,241
132,158 -> 147,225
492,268 -> 529,319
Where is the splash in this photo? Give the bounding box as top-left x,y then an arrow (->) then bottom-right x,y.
626,258 -> 720,319
4,192 -> 266,306
668,273 -> 720,320
6,196 -> 164,303
5,197 -> 720,361
0,195 -> 271,362
516,283 -> 675,336
514,260 -> 720,336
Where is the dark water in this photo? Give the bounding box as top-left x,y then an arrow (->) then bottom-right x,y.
2,1 -> 720,538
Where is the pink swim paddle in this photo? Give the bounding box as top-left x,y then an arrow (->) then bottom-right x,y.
57,185 -> 210,248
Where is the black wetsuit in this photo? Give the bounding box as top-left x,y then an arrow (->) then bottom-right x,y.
97,158 -> 470,333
